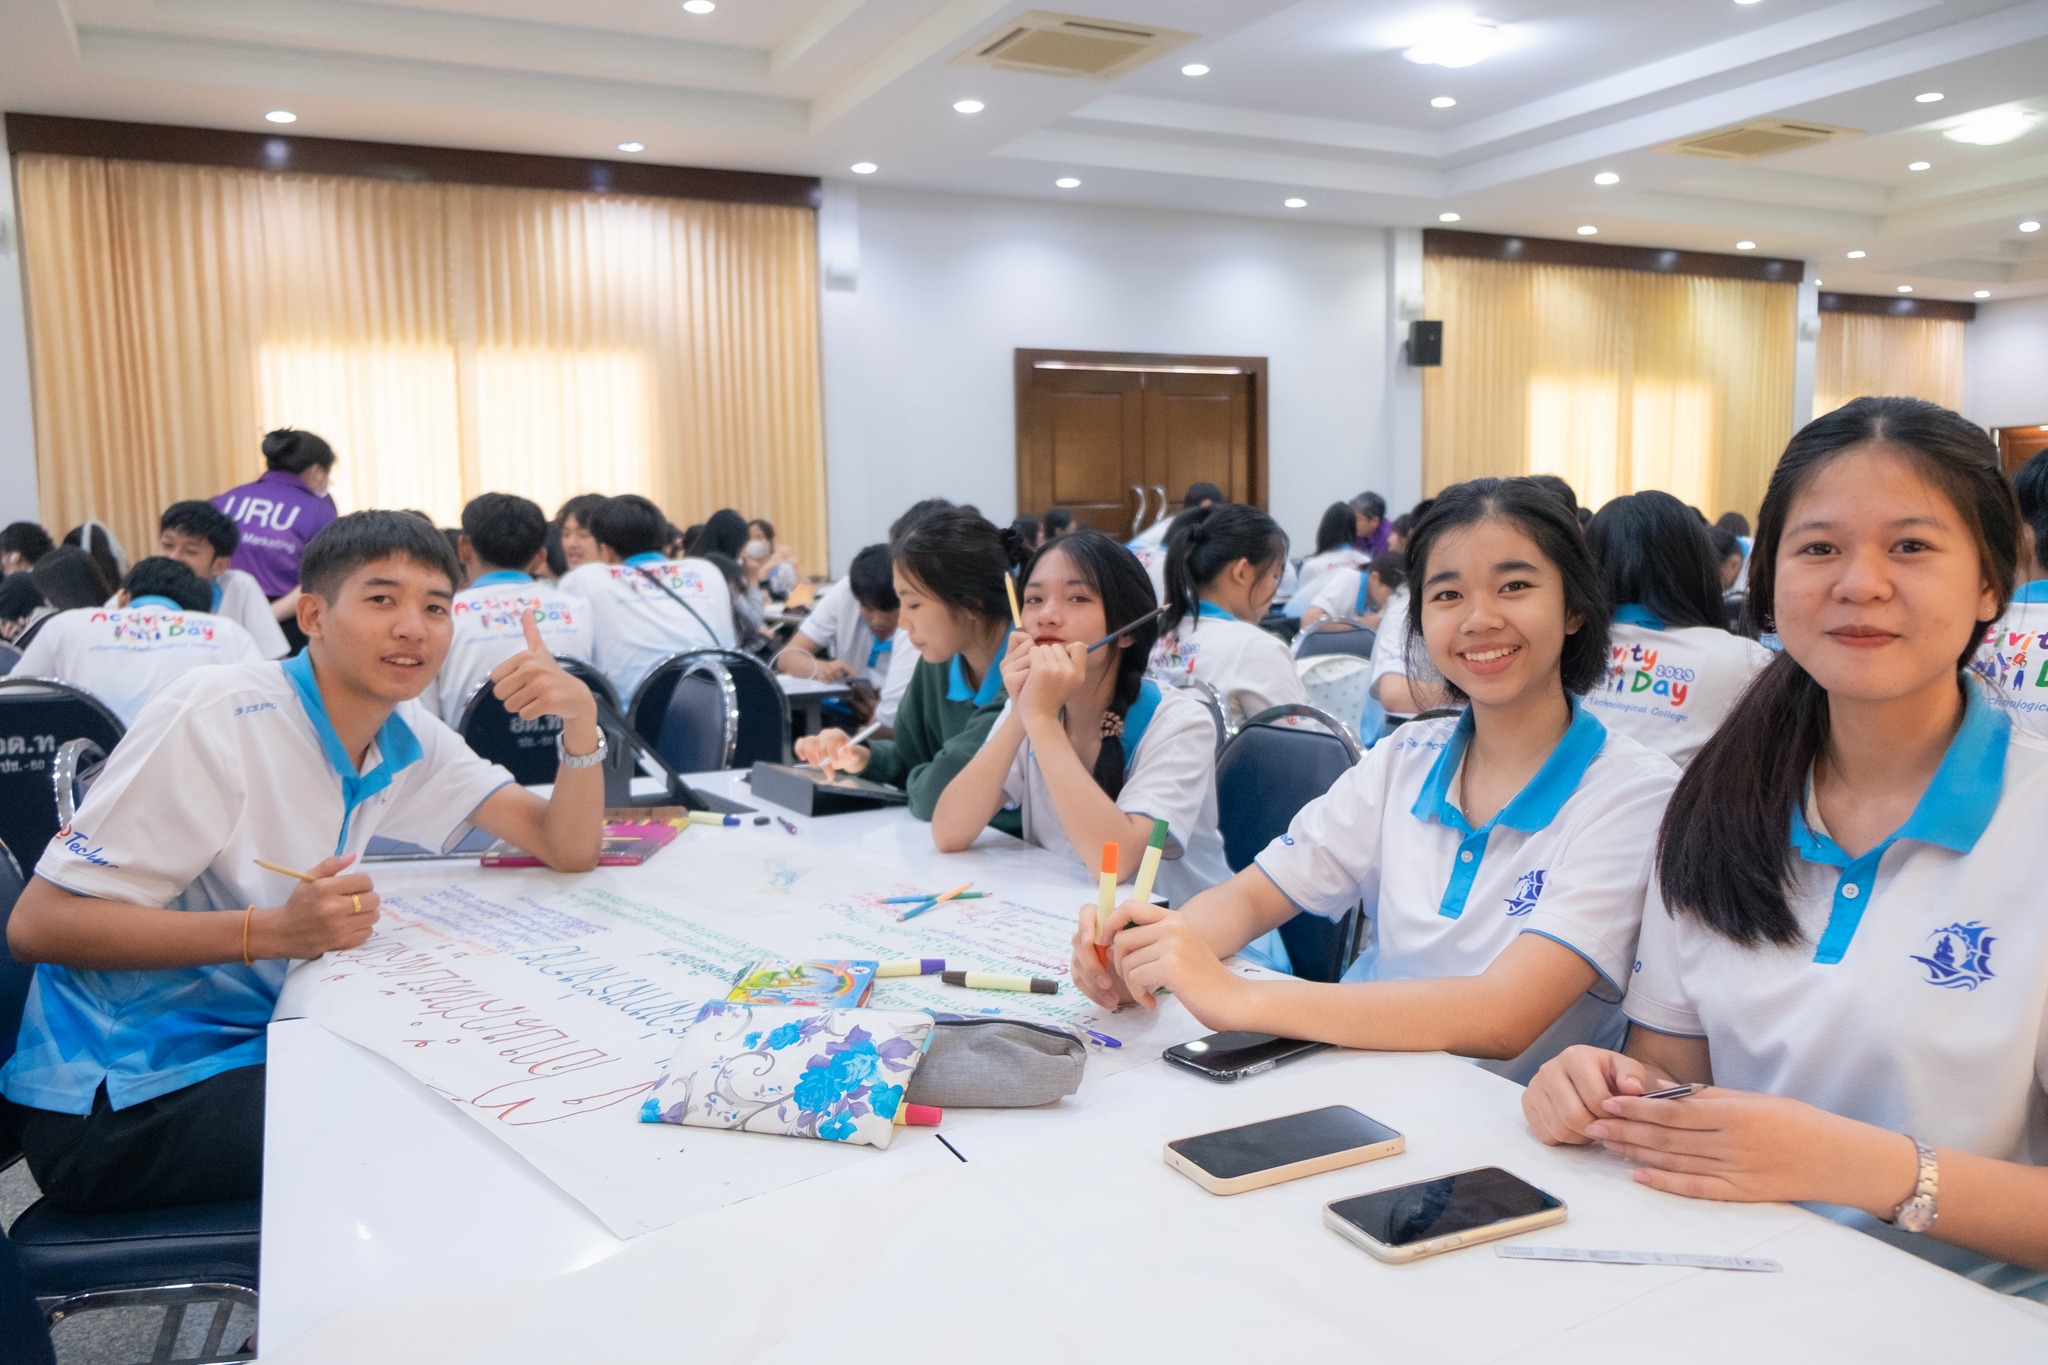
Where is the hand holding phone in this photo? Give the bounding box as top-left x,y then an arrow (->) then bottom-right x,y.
1165,1105 -> 1404,1195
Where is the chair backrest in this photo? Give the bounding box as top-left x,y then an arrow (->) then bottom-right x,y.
1178,679 -> 1233,754
1214,703 -> 1365,983
629,652 -> 737,774
1295,655 -> 1374,747
0,643 -> 19,672
0,839 -> 29,1078
717,650 -> 792,767
0,679 -> 126,871
455,657 -> 620,786
630,649 -> 787,771
1294,618 -> 1376,660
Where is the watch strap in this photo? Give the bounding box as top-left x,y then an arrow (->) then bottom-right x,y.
1888,1137 -> 1939,1234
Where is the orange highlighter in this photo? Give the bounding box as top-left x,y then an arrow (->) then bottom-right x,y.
1093,842 -> 1119,968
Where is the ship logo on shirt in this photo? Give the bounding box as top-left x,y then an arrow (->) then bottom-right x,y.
1503,868 -> 1545,917
1911,921 -> 1996,990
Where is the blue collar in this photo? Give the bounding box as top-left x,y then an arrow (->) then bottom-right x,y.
127,595 -> 182,612
469,570 -> 532,588
623,553 -> 668,568
1119,679 -> 1162,767
948,636 -> 1008,706
1793,685 -> 2008,963
1194,600 -> 1235,623
1356,570 -> 1372,616
210,581 -> 224,611
867,635 -> 893,669
281,651 -> 425,853
2013,579 -> 2048,604
1612,604 -> 1665,630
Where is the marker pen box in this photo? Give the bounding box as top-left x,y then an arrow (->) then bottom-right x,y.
749,761 -> 910,817
904,1016 -> 1087,1109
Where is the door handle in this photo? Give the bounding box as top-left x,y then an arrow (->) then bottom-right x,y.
1131,485 -> 1149,536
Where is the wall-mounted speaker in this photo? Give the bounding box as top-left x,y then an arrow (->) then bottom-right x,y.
1406,320 -> 1443,367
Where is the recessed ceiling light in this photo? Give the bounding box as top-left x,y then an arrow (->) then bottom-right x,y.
1908,161 -> 1931,170
1181,63 -> 1209,76
682,0 -> 716,13
616,141 -> 645,153
1439,212 -> 1462,222
850,162 -> 878,175
1055,177 -> 1081,189
1814,280 -> 1823,287
1593,172 -> 1620,185
1975,289 -> 1992,297
1897,285 -> 1914,293
952,99 -> 985,114
1945,109 -> 2039,146
1735,0 -> 1762,6
1431,96 -> 1457,108
1847,250 -> 1867,258
1284,198 -> 1307,208
1916,92 -> 1945,103
2023,220 -> 2043,232
265,110 -> 297,124
1736,240 -> 1757,250
1404,19 -> 1500,69
1577,224 -> 1599,235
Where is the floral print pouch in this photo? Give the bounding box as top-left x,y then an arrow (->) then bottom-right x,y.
637,1001 -> 935,1147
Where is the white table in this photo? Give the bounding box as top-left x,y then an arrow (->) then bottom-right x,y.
260,773 -> 2048,1361
776,672 -> 853,738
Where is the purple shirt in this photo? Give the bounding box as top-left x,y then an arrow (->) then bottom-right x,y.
1353,518 -> 1392,559
212,471 -> 338,597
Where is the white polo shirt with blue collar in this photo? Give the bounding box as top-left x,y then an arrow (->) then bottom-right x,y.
1147,601 -> 1307,727
419,570 -> 597,727
1,653 -> 516,1116
558,553 -> 735,705
1254,701 -> 1678,1079
1973,578 -> 2048,741
1582,604 -> 1774,766
1625,686 -> 2048,1296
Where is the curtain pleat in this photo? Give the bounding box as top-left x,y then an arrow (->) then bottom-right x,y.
1423,255 -> 1797,519
1812,312 -> 1965,419
16,153 -> 827,568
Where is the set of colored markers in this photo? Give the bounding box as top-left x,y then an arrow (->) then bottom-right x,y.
1095,819 -> 1170,967
875,956 -> 1057,996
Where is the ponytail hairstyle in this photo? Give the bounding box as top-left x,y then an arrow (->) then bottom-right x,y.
1019,528 -> 1160,799
262,427 -> 336,476
1312,502 -> 1354,556
1584,490 -> 1726,631
1401,477 -> 1611,704
889,507 -> 1029,627
1659,396 -> 2018,948
1160,503 -> 1288,634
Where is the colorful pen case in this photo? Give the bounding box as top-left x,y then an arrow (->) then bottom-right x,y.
638,1002 -> 935,1147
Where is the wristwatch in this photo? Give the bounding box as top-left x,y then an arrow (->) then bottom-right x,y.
1888,1137 -> 1940,1234
556,727 -> 608,770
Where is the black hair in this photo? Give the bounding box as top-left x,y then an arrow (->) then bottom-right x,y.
1575,506 -> 1592,530
589,494 -> 670,559
1160,503 -> 1288,635
1350,491 -> 1387,521
1183,482 -> 1225,508
1707,525 -> 1742,566
62,523 -> 123,592
300,509 -> 462,601
890,498 -> 956,543
121,556 -> 210,612
159,500 -> 238,559
461,493 -> 548,573
748,518 -> 776,542
544,524 -> 567,578
1584,490 -> 1726,632
31,546 -> 113,610
1402,477 -> 1611,704
1009,515 -> 1041,548
1042,507 -> 1073,537
1313,502 -> 1355,556
847,544 -> 900,612
700,508 -> 750,561
262,427 -> 336,475
0,572 -> 40,622
1524,474 -> 1579,517
2013,448 -> 2048,575
1714,510 -> 1751,539
1,522 -> 54,566
1661,397 -> 2017,949
555,493 -> 607,534
1019,529 -> 1159,799
1369,550 -> 1406,592
891,508 -> 1028,627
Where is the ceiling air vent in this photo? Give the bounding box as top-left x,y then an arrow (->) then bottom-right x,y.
1662,119 -> 1862,160
954,11 -> 1196,81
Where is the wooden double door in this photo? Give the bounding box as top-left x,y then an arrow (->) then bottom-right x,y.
1016,349 -> 1267,537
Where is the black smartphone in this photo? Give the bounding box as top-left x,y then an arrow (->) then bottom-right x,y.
1164,1105 -> 1403,1195
1324,1166 -> 1567,1263
1163,1030 -> 1331,1082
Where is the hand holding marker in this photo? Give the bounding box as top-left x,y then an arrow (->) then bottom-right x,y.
1095,820 -> 1170,968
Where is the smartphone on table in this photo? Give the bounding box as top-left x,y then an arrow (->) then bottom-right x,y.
1164,1030 -> 1330,1082
1324,1166 -> 1566,1263
1164,1105 -> 1403,1195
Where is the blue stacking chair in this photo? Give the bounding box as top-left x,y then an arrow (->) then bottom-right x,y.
0,679 -> 124,871
1292,618 -> 1376,660
630,650 -> 791,773
1213,704 -> 1367,983
457,657 -> 620,785
0,837 -> 261,1361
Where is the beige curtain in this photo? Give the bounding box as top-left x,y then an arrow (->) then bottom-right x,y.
1424,255 -> 1797,520
16,153 -> 828,568
1813,311 -> 1965,419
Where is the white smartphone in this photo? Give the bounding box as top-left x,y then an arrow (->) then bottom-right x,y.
1323,1166 -> 1566,1263
1163,1105 -> 1404,1196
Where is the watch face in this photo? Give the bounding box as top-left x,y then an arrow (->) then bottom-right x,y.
1896,1198 -> 1937,1234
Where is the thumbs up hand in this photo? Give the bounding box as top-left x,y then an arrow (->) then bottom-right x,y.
489,609 -> 598,742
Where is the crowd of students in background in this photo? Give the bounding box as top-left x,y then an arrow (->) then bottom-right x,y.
4,396 -> 2048,1300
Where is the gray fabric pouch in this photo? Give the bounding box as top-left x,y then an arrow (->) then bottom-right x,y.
904,1014 -> 1087,1108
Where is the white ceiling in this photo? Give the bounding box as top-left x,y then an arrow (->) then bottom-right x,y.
6,0 -> 2048,300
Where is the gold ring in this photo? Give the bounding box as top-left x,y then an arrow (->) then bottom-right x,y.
351,893 -> 364,915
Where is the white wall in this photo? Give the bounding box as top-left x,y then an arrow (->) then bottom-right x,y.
818,184 -> 1401,572
0,121 -> 41,528
1966,294 -> 2048,430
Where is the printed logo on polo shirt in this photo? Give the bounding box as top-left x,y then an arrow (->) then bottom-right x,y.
60,829 -> 116,869
1601,643 -> 1691,709
1503,868 -> 1545,917
457,594 -> 575,632
1151,638 -> 1200,675
1911,921 -> 1996,990
1973,627 -> 2048,703
87,609 -> 216,645
617,565 -> 708,596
